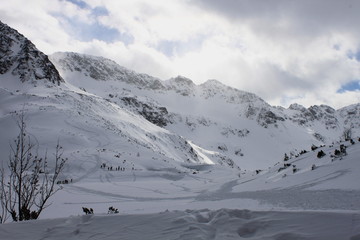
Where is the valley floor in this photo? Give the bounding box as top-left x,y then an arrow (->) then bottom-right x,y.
1,142 -> 360,239
1,209 -> 360,240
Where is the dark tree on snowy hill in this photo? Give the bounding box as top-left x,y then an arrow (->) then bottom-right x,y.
311,145 -> 318,151
317,150 -> 326,158
0,111 -> 67,223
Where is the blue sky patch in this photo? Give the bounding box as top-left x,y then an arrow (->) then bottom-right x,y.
337,80 -> 360,93
57,2 -> 133,44
54,12 -> 133,44
333,44 -> 340,51
157,36 -> 206,57
79,22 -> 120,42
92,6 -> 109,17
73,21 -> 133,44
347,50 -> 360,61
64,0 -> 89,9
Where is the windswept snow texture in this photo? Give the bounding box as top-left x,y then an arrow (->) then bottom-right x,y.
1,209 -> 360,240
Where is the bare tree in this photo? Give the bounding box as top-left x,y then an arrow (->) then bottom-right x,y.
0,112 -> 67,223
0,168 -> 9,223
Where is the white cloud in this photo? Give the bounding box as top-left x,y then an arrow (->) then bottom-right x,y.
1,0 -> 360,109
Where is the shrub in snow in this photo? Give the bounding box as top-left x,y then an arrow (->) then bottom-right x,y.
311,164 -> 316,170
82,207 -> 94,215
334,149 -> 341,156
284,153 -> 289,161
299,150 -> 307,155
278,163 -> 291,172
108,206 -> 119,214
235,149 -> 244,156
0,112 -> 67,223
340,144 -> 347,155
218,145 -> 228,151
317,150 -> 326,158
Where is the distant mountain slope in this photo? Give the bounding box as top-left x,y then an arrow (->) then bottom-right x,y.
0,21 -> 235,183
50,52 -> 360,169
50,52 -> 163,89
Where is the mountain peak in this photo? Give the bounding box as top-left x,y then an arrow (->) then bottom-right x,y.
200,79 -> 227,88
50,52 -> 165,90
0,21 -> 63,86
164,76 -> 196,96
169,75 -> 195,86
289,103 -> 307,111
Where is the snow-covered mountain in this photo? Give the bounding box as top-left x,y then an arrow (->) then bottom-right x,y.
1,19 -> 359,178
0,21 -> 63,88
0,20 -> 226,183
1,20 -> 360,239
50,52 -> 360,169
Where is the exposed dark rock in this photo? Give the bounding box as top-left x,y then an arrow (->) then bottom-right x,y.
0,21 -> 63,85
121,97 -> 172,127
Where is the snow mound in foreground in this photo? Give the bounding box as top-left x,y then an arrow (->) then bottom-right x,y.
1,209 -> 359,240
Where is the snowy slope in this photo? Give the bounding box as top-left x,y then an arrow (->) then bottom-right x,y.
50,52 -> 360,169
0,21 -> 235,183
1,209 -> 359,240
1,139 -> 360,238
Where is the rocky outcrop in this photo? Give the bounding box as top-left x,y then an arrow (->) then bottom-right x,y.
121,97 -> 172,127
0,21 -> 63,85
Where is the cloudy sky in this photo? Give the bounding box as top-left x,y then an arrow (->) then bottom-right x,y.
1,0 -> 360,109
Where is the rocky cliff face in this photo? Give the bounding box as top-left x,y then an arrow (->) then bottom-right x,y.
0,21 -> 63,85
120,96 -> 173,127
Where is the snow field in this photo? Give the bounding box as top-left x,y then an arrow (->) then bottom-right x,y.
1,209 -> 360,240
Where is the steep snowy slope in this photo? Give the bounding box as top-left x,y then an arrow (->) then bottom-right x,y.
50,52 -> 359,169
0,21 -> 230,183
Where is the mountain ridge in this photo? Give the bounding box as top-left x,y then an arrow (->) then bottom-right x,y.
1,20 -> 359,170
49,51 -> 360,169
1,22 -> 236,181
0,21 -> 63,87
